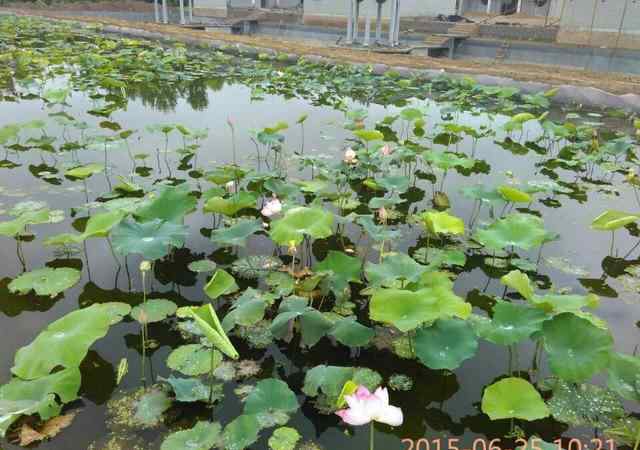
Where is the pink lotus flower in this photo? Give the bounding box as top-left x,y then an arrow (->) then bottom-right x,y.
261,196 -> 282,217
380,144 -> 392,156
343,148 -> 358,165
336,386 -> 403,427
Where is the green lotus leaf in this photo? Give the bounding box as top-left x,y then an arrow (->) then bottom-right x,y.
130,299 -> 177,324
269,206 -> 333,246
136,184 -> 197,223
112,218 -> 188,260
64,163 -> 104,179
414,318 -> 478,370
378,175 -> 410,194
184,304 -> 239,359
167,344 -> 223,376
413,247 -> 466,271
425,151 -> 475,170
0,367 -> 81,437
188,259 -> 217,273
203,192 -> 257,216
315,250 -> 362,296
222,414 -> 261,450
591,210 -> 640,231
365,253 -> 427,288
0,207 -> 54,237
481,377 -> 549,421
221,289 -> 267,332
542,313 -> 613,382
270,297 -> 333,347
500,270 -> 534,300
11,302 -> 130,379
545,379 -> 625,428
328,316 -> 374,347
353,129 -> 383,142
211,218 -> 263,247
81,210 -> 125,239
607,353 -> 640,402
160,376 -> 214,403
529,292 -> 599,315
498,185 -> 532,203
295,179 -> 329,193
8,267 -> 81,298
474,301 -> 546,346
0,123 -> 20,144
302,365 -> 381,400
134,388 -> 172,427
460,185 -> 503,203
474,213 -> 549,251
161,421 -> 222,450
370,282 -> 471,332
268,427 -> 301,450
205,166 -> 247,185
204,269 -> 239,300
420,210 -> 465,236
244,378 -> 299,416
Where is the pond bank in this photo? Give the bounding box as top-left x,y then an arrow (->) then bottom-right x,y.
1,7 -> 640,113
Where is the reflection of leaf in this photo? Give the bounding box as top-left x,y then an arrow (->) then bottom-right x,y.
8,267 -> 81,298
161,421 -> 222,450
481,377 -> 549,421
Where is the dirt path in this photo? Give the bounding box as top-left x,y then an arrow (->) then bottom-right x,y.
3,5 -> 640,96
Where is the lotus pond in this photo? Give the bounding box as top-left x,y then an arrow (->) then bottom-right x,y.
0,14 -> 639,450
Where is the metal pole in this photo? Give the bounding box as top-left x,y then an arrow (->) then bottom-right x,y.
375,1 -> 383,44
347,0 -> 354,43
389,0 -> 396,46
394,0 -> 400,46
154,0 -> 160,22
486,0 -> 492,15
516,0 -> 522,14
189,0 -> 193,23
162,0 -> 168,24
364,15 -> 371,46
179,0 -> 186,24
354,0 -> 360,43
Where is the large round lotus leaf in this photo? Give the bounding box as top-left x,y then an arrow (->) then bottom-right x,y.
136,184 -> 197,223
0,367 -> 81,437
166,344 -> 223,376
268,427 -> 301,450
160,376 -> 213,403
203,192 -> 257,217
365,253 -> 427,288
328,316 -> 374,347
130,299 -> 177,324
222,414 -> 260,450
221,290 -> 267,332
111,218 -> 188,260
133,389 -> 172,427
500,270 -> 534,300
425,151 -> 474,170
8,267 -> 81,298
370,283 -> 471,332
11,302 -> 130,380
244,378 -> 299,416
301,365 -> 357,398
421,210 -> 465,236
269,206 -> 333,246
353,129 -> 383,142
475,301 -> 546,346
210,219 -> 263,247
64,163 -> 104,179
607,353 -> 640,402
474,213 -> 549,251
161,421 -> 222,450
0,208 -> 54,237
188,259 -> 217,273
414,318 -> 478,370
314,250 -> 362,294
529,292 -> 599,315
204,269 -> 239,300
81,210 -> 125,239
498,185 -> 531,203
461,185 -> 503,203
270,299 -> 333,348
591,210 -> 640,231
481,377 -> 550,421
542,313 -> 613,382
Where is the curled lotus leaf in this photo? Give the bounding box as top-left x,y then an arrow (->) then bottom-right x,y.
204,269 -> 239,300
183,304 -> 239,359
591,210 -> 640,231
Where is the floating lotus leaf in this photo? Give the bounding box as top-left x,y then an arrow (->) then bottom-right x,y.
414,318 -> 478,370
112,218 -> 188,260
11,302 -> 130,379
167,344 -> 223,376
64,163 -> 104,179
244,378 -> 299,417
542,313 -> 613,382
474,301 -> 546,346
221,288 -> 268,332
183,304 -> 239,359
210,219 -> 263,247
498,185 -> 532,203
232,255 -> 282,280
481,377 -> 549,421
0,207 -> 55,237
204,269 -> 239,300
161,421 -> 222,450
315,250 -> 362,295
0,367 -> 81,437
353,129 -> 383,142
160,376 -> 214,403
591,210 -> 640,231
328,316 -> 374,347
188,259 -> 217,273
203,192 -> 257,217
268,427 -> 301,450
365,253 -> 427,288
369,274 -> 471,332
413,247 -> 466,271
222,414 -> 260,450
607,353 -> 640,402
425,151 -> 474,170
460,185 -> 503,203
269,206 -> 333,246
474,213 -> 550,251
133,389 -> 171,427
130,299 -> 177,324
8,267 -> 81,298
270,297 -> 333,347
500,270 -> 534,300
420,210 -> 465,236
302,365 -> 381,400
136,184 -> 197,223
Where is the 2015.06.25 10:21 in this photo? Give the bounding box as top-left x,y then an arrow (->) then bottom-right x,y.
401,438 -> 617,450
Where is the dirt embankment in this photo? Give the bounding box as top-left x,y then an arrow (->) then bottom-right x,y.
2,4 -> 640,97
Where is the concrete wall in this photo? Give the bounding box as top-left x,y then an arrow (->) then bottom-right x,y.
461,0 -> 562,17
194,0 -> 301,13
303,0 -> 457,19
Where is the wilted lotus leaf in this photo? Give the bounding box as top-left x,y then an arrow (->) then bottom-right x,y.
481,377 -> 549,421
269,206 -> 333,246
8,267 -> 81,298
111,218 -> 188,260
414,318 -> 478,370
161,421 -> 222,450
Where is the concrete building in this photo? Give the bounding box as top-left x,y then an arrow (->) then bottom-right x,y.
303,0 -> 457,20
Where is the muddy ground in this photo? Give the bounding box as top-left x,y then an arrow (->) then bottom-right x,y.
2,2 -> 640,96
